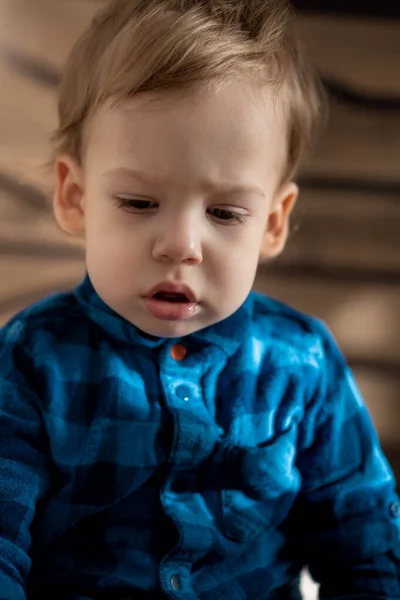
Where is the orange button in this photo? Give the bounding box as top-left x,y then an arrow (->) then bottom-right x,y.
170,344 -> 187,361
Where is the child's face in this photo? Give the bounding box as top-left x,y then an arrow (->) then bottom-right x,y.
54,80 -> 298,338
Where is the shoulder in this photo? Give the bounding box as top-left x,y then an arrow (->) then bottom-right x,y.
0,290 -> 92,385
1,289 -> 87,344
248,292 -> 362,417
248,291 -> 334,367
248,293 -> 362,444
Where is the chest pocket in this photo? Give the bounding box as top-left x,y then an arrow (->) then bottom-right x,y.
220,427 -> 300,543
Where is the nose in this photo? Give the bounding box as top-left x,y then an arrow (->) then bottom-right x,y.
152,215 -> 203,265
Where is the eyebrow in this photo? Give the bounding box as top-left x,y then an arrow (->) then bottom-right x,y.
103,167 -> 266,198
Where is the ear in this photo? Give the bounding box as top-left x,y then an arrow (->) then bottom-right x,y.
260,182 -> 299,260
53,155 -> 86,236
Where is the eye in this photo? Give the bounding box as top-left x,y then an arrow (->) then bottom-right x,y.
208,207 -> 248,226
114,195 -> 158,211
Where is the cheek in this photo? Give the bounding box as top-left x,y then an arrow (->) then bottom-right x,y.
233,252 -> 260,287
84,187 -> 129,240
227,224 -> 266,264
211,233 -> 261,290
84,197 -> 143,270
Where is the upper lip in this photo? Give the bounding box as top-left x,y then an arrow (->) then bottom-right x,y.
145,281 -> 198,303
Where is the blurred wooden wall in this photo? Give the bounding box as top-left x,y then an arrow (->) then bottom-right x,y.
0,1 -> 399,476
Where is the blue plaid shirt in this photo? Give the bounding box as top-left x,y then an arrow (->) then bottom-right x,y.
0,275 -> 399,600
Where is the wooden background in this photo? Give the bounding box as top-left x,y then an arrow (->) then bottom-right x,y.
0,4 -> 399,595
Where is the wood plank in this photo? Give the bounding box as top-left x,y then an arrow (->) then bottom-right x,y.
302,99 -> 400,183
0,186 -> 84,254
282,188 -> 400,273
298,15 -> 400,98
0,56 -> 56,186
0,257 -> 85,326
355,369 -> 400,447
0,0 -> 99,70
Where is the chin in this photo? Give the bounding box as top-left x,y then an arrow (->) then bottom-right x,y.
138,317 -> 208,339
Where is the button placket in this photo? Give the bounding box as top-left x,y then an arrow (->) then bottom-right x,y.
170,344 -> 187,362
170,573 -> 182,591
390,501 -> 400,518
176,384 -> 192,402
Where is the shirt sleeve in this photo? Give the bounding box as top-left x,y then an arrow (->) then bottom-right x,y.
0,324 -> 50,599
294,320 -> 400,599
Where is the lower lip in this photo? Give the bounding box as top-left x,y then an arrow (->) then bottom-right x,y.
143,297 -> 199,321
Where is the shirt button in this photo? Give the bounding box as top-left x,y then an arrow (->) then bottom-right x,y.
390,502 -> 400,518
176,384 -> 192,402
170,344 -> 187,361
170,573 -> 182,591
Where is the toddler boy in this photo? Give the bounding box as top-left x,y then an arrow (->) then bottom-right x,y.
1,0 -> 399,598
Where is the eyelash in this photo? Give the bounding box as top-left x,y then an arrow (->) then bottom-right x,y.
114,197 -> 248,226
208,208 -> 248,225
114,197 -> 157,211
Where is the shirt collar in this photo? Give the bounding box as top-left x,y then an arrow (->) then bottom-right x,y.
74,273 -> 253,357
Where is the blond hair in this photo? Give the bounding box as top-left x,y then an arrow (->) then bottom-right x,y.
53,0 -> 323,182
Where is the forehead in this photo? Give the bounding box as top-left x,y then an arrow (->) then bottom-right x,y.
84,80 -> 287,186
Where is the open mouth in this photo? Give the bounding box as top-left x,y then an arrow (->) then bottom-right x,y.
144,282 -> 199,321
152,292 -> 190,303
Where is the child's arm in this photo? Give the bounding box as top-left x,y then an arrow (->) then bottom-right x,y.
295,321 -> 400,599
0,325 -> 50,599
